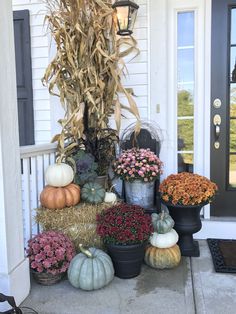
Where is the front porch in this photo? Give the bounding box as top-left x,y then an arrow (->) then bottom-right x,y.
22,241 -> 236,314
1,0 -> 236,311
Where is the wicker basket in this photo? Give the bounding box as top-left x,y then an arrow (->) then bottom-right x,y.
32,270 -> 65,285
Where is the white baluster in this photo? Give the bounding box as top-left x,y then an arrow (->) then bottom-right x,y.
31,156 -> 39,236
22,158 -> 31,248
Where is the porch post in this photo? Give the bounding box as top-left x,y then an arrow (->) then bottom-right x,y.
0,0 -> 30,310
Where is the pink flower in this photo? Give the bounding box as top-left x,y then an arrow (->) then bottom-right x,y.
27,231 -> 76,274
112,148 -> 163,183
43,260 -> 51,269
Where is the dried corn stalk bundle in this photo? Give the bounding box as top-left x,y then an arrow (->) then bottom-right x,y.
42,0 -> 140,160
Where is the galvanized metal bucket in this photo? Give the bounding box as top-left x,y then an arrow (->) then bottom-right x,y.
124,180 -> 155,209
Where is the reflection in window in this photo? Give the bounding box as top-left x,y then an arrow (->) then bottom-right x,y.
230,84 -> 236,117
178,49 -> 194,82
230,47 -> 236,82
230,120 -> 236,153
231,8 -> 236,45
229,155 -> 236,188
229,8 -> 236,189
177,11 -> 195,173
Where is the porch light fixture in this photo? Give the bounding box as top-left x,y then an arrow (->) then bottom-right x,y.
112,0 -> 139,36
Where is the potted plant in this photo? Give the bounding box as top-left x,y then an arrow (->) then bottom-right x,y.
77,128 -> 119,187
113,148 -> 163,209
159,172 -> 218,257
71,150 -> 98,186
27,231 -> 76,285
96,203 -> 153,278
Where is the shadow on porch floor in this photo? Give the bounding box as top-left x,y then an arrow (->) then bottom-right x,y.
21,241 -> 236,314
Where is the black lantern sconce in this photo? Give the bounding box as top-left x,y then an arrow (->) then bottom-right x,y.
112,0 -> 139,36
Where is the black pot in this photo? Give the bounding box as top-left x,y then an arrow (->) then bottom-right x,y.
162,201 -> 207,257
106,242 -> 146,279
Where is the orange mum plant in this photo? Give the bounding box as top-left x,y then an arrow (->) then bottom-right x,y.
159,172 -> 218,206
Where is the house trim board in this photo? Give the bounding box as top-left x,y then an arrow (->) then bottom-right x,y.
0,0 -> 30,309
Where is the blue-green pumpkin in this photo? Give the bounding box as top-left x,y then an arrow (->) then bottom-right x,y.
81,182 -> 105,204
68,245 -> 114,291
151,211 -> 174,234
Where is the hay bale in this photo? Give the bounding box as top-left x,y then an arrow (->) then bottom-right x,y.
35,202 -> 113,251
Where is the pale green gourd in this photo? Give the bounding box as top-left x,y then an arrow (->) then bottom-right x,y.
145,244 -> 181,269
68,244 -> 114,291
151,211 -> 174,234
81,182 -> 105,204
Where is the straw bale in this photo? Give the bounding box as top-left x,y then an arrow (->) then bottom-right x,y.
35,202 -> 112,251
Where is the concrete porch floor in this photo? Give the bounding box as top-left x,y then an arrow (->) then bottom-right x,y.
22,241 -> 236,314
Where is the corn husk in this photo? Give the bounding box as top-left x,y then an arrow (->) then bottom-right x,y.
42,0 -> 140,161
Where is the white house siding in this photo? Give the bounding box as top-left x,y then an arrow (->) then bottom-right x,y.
12,0 -> 51,144
114,0 -> 150,133
13,0 -> 149,140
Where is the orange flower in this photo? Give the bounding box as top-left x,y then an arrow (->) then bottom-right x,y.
159,172 -> 218,206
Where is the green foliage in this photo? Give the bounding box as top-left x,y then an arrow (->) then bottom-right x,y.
79,128 -> 119,176
72,150 -> 98,186
178,89 -> 194,117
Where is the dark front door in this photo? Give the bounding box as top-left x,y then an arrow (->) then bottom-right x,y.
13,10 -> 34,146
211,0 -> 236,216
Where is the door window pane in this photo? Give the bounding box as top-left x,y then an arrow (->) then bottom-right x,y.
231,8 -> 236,45
178,119 -> 194,151
177,12 -> 194,47
178,153 -> 193,173
230,84 -> 236,117
229,155 -> 236,187
230,46 -> 236,82
230,119 -> 236,152
177,89 -> 194,116
178,49 -> 194,82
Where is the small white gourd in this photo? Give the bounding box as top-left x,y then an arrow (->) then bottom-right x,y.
150,229 -> 179,249
104,185 -> 117,204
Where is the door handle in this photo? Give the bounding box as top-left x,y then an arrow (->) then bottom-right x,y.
215,125 -> 220,139
213,114 -> 221,140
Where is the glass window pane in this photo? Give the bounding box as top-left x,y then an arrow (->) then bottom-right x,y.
178,153 -> 194,173
230,119 -> 236,152
178,48 -> 194,82
231,8 -> 236,45
230,84 -> 236,117
229,155 -> 236,188
177,12 -> 194,47
178,89 -> 194,116
230,46 -> 236,82
178,119 -> 194,151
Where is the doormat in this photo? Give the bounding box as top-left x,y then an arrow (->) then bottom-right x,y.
207,238 -> 236,273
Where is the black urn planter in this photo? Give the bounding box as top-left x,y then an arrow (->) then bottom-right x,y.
106,242 -> 146,279
162,201 -> 207,257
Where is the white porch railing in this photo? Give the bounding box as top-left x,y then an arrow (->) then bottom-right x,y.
20,143 -> 57,249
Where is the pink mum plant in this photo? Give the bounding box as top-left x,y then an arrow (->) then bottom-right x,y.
113,148 -> 163,182
27,231 -> 76,275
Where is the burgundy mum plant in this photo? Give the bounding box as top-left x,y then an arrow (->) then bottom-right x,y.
27,231 -> 76,275
96,204 -> 153,245
113,148 -> 163,182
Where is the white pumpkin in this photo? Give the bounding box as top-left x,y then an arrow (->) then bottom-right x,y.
104,192 -> 117,204
150,229 -> 179,249
45,163 -> 74,187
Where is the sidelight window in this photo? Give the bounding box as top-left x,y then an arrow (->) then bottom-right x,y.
177,12 -> 195,173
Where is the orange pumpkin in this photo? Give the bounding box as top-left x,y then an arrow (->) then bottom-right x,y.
40,184 -> 80,209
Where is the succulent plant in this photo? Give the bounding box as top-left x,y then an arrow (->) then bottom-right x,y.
72,150 -> 98,186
